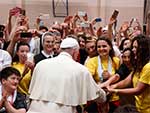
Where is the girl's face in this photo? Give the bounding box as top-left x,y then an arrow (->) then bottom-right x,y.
132,40 -> 138,56
78,37 -> 86,49
123,39 -> 131,49
97,40 -> 111,58
17,45 -> 30,63
122,50 -> 131,66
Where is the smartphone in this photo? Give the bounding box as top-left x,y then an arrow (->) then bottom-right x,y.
20,32 -> 32,38
133,18 -> 137,22
80,22 -> 89,28
40,14 -> 50,19
0,32 -> 3,37
143,24 -> 146,35
111,10 -> 119,19
0,25 -> 5,31
95,18 -> 102,22
78,11 -> 86,16
20,9 -> 26,16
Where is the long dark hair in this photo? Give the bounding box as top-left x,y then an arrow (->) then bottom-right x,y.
96,35 -> 115,59
12,42 -> 30,63
96,36 -> 117,69
119,38 -> 131,51
122,47 -> 134,64
131,34 -> 150,72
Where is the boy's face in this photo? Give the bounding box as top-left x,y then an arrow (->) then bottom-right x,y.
2,74 -> 20,91
85,41 -> 96,57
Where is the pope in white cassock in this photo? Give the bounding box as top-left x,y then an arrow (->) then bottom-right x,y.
27,36 -> 106,113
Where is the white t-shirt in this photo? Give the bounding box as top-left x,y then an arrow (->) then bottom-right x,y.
0,49 -> 12,71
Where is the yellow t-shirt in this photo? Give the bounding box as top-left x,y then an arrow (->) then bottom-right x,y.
85,56 -> 120,83
132,63 -> 150,113
12,62 -> 31,95
85,56 -> 120,101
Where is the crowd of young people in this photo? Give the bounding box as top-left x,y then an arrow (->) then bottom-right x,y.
0,6 -> 150,113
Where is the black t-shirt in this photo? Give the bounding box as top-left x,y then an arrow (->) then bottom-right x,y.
79,49 -> 88,65
116,63 -> 132,80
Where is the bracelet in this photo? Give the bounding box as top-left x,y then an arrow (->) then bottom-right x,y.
114,89 -> 118,93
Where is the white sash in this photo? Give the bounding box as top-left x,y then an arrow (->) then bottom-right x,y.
98,56 -> 112,82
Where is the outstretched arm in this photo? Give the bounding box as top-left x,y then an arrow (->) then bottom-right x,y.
108,81 -> 148,95
109,73 -> 132,89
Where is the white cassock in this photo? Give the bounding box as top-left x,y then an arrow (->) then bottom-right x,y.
27,52 -> 106,113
